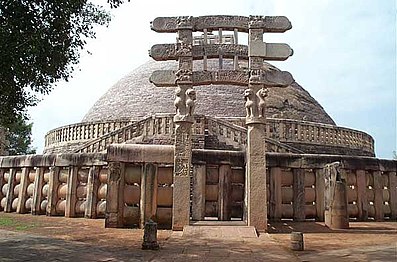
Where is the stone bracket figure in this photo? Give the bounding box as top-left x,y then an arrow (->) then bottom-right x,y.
244,88 -> 257,118
174,86 -> 196,122
185,88 -> 196,117
257,87 -> 268,118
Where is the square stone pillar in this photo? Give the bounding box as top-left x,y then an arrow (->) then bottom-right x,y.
172,121 -> 193,230
245,124 -> 267,231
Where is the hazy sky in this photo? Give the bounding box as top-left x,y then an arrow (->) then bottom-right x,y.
28,0 -> 396,159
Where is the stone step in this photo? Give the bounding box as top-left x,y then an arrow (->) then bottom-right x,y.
183,223 -> 258,239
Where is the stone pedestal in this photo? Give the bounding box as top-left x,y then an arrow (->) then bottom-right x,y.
245,123 -> 267,231
142,220 -> 160,250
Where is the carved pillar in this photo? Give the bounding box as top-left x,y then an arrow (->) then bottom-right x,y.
244,17 -> 268,231
324,162 -> 349,229
172,18 -> 195,230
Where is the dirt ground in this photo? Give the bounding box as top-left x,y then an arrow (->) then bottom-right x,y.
0,213 -> 172,249
0,213 -> 396,261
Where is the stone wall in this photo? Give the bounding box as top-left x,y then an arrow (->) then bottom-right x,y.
1,147 -> 394,229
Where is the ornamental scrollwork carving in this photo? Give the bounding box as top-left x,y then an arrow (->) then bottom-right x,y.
175,69 -> 192,83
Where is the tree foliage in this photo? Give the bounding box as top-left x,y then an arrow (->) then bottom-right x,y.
6,114 -> 36,155
0,0 -> 129,153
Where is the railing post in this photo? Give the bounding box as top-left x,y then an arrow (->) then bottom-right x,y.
219,164 -> 232,221
85,166 -> 100,218
0,169 -> 5,212
65,166 -> 78,217
192,164 -> 206,221
4,168 -> 16,213
373,171 -> 384,221
293,168 -> 305,221
105,161 -> 125,228
16,167 -> 30,213
356,169 -> 368,221
46,166 -> 60,216
269,167 -> 282,220
389,172 -> 397,220
140,163 -> 158,228
315,168 -> 325,221
32,167 -> 45,215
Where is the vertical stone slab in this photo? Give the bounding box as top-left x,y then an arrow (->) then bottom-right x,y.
105,162 -> 125,228
16,167 -> 30,213
85,166 -> 100,218
219,164 -> 232,221
5,168 -> 16,213
192,164 -> 206,221
32,167 -> 44,215
293,168 -> 305,221
388,172 -> 397,220
0,169 -> 5,212
373,171 -> 383,221
315,169 -> 325,221
47,167 -> 60,216
245,125 -> 267,231
356,169 -> 368,221
65,167 -> 78,217
140,163 -> 158,228
269,167 -> 282,220
172,122 -> 193,231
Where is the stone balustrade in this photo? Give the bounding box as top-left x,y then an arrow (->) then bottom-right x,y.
0,153 -> 108,218
45,115 -> 374,156
223,117 -> 375,156
0,148 -> 395,229
44,119 -> 134,149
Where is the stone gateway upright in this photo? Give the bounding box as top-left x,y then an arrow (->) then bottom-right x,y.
150,15 -> 294,231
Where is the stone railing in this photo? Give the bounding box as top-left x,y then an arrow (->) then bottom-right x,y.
73,114 -> 206,153
207,116 -> 305,153
223,117 -> 375,156
44,119 -> 134,148
0,153 -> 108,219
45,115 -> 374,156
206,116 -> 247,149
0,148 -> 396,230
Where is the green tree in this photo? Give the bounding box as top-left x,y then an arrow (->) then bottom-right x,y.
0,0 -> 129,153
6,113 -> 36,155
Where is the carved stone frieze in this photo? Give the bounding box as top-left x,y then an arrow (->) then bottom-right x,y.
262,67 -> 294,87
175,69 -> 193,83
150,43 -> 292,61
151,15 -> 292,33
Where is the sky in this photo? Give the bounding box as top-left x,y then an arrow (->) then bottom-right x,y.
28,0 -> 396,159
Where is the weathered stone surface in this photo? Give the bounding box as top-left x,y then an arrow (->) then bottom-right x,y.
82,60 -> 335,125
150,43 -> 293,61
151,15 -> 291,33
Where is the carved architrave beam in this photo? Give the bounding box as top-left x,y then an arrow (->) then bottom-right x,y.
151,15 -> 292,33
149,43 -> 293,61
149,69 -> 294,87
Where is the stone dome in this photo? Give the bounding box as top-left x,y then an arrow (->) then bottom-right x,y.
82,60 -> 335,125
